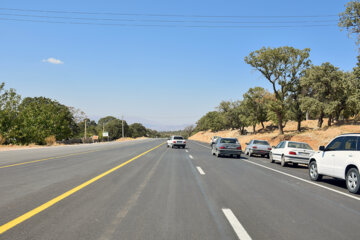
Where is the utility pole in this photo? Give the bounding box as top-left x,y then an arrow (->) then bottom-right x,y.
84,119 -> 87,141
122,115 -> 124,138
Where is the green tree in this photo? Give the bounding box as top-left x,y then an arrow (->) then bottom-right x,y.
0,83 -> 21,143
245,46 -> 311,134
195,111 -> 225,132
129,123 -> 147,138
97,116 -> 129,140
242,87 -> 269,133
17,97 -> 77,144
183,125 -> 195,139
300,63 -> 345,128
339,1 -> 360,45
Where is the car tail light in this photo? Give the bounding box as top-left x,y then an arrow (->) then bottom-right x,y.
252,146 -> 257,149
268,148 -> 272,150
219,146 -> 225,149
289,151 -> 297,155
237,147 -> 242,150
173,141 -> 176,143
183,141 -> 186,144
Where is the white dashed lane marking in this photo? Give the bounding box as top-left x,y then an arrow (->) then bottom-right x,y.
222,208 -> 252,240
196,166 -> 205,175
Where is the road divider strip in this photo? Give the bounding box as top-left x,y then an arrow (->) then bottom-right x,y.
0,142 -> 165,235
242,159 -> 360,201
196,166 -> 205,175
222,208 -> 252,240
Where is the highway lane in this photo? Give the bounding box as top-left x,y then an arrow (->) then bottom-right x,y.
189,140 -> 360,239
0,139 -> 359,239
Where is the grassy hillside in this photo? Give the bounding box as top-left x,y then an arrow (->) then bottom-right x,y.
190,120 -> 360,150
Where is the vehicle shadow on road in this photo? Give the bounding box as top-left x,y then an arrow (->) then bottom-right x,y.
321,177 -> 347,189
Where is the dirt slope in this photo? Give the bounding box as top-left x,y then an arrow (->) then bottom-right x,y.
190,120 -> 360,150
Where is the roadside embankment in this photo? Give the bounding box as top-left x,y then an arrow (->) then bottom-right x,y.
190,120 -> 360,149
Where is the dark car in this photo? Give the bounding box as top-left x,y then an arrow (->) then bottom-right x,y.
211,137 -> 242,158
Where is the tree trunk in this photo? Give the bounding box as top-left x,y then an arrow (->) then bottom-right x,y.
328,115 -> 332,126
297,119 -> 301,132
261,121 -> 265,129
253,125 -> 256,134
318,111 -> 324,128
278,113 -> 284,135
306,111 -> 309,120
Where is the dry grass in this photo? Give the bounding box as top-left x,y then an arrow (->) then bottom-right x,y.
190,120 -> 360,150
0,135 -> 5,145
115,137 -> 148,142
45,135 -> 56,146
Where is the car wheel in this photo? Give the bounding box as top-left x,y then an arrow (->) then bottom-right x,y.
280,155 -> 287,167
171,145 -> 174,149
269,153 -> 274,163
265,154 -> 270,159
249,150 -> 253,157
167,144 -> 169,148
293,163 -> 298,167
216,150 -> 221,158
309,161 -> 322,181
346,168 -> 360,194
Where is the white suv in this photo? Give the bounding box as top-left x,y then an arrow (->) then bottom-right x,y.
309,134 -> 360,194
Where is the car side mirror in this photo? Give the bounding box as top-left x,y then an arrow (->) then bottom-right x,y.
319,146 -> 325,151
272,146 -> 276,149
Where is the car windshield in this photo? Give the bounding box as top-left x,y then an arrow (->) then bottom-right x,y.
173,136 -> 183,140
220,138 -> 237,144
253,140 -> 270,145
288,142 -> 312,150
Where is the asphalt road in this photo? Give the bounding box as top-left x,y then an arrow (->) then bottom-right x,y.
0,139 -> 359,240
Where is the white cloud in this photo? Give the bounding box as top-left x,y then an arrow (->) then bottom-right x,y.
42,57 -> 64,64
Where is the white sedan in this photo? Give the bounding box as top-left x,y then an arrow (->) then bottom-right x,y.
270,141 -> 314,167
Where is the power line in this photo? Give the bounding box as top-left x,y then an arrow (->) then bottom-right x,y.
0,17 -> 337,28
0,7 -> 339,19
0,12 -> 339,24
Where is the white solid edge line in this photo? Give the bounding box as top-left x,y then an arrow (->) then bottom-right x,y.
242,159 -> 360,201
222,208 -> 252,240
196,166 -> 205,175
189,155 -> 194,159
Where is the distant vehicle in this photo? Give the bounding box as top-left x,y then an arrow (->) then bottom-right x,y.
211,137 -> 241,158
309,134 -> 360,194
167,136 -> 186,148
270,141 -> 314,167
210,136 -> 220,147
244,140 -> 272,158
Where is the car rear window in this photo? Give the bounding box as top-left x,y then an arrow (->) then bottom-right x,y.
253,140 -> 270,145
174,136 -> 183,140
220,138 -> 237,144
288,142 -> 312,150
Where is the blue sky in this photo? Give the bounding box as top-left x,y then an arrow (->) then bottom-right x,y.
0,0 -> 357,130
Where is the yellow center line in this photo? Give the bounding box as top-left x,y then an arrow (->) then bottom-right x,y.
0,142 -> 165,235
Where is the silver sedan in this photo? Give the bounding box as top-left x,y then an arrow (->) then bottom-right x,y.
211,137 -> 242,158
